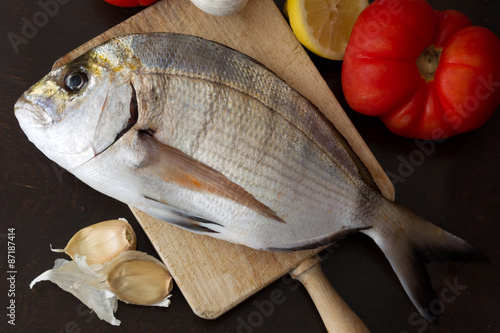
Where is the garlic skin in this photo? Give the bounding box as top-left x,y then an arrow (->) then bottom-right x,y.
30,257 -> 122,325
190,0 -> 248,16
52,219 -> 137,265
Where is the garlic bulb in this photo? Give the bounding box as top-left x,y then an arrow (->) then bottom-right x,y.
190,0 -> 248,16
52,219 -> 137,265
30,251 -> 172,326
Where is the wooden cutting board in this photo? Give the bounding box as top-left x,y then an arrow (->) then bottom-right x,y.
55,0 -> 394,330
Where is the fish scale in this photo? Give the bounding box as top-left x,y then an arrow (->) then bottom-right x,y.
14,33 -> 487,321
150,73 -> 356,224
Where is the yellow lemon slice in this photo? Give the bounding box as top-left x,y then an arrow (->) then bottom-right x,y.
285,0 -> 368,60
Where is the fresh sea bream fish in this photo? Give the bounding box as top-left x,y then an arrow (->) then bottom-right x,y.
15,33 -> 485,321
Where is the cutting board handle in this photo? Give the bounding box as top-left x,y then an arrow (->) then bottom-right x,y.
290,256 -> 370,333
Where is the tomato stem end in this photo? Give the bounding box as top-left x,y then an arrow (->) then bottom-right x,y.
416,45 -> 442,82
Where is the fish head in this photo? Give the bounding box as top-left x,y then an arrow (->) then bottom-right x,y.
14,37 -> 139,171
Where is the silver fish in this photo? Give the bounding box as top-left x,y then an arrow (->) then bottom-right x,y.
14,33 -> 485,321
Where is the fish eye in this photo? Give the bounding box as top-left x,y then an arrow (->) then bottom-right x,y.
63,69 -> 88,92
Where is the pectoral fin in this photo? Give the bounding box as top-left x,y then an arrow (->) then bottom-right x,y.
138,130 -> 285,223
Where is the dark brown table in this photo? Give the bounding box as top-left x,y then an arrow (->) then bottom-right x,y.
1,1 -> 499,332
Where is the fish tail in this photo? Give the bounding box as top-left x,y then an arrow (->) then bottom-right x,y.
361,200 -> 488,322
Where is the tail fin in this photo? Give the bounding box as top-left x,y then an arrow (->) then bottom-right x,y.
362,203 -> 488,322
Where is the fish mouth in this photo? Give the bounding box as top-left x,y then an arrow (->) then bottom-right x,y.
14,96 -> 53,127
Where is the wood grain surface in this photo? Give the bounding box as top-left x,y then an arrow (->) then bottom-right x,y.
2,0 -> 499,332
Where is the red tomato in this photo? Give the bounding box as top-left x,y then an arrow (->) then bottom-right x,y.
104,0 -> 158,7
341,0 -> 500,140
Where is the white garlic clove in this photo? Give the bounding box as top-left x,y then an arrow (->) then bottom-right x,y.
52,219 -> 137,266
99,251 -> 173,306
190,0 -> 249,16
107,259 -> 173,305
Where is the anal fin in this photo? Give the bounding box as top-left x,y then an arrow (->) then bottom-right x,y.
266,226 -> 372,252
